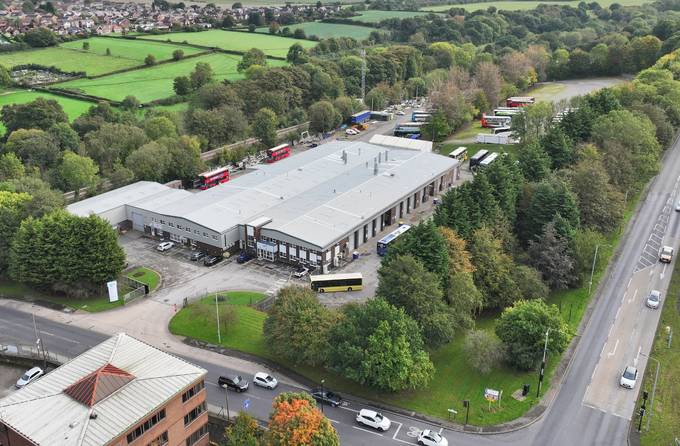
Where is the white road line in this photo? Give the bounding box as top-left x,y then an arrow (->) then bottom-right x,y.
615,307 -> 621,320
607,339 -> 619,357
628,278 -> 632,288
329,419 -> 340,424
634,346 -> 642,366
392,422 -> 403,441
608,324 -> 614,338
649,268 -> 655,276
339,406 -> 358,413
438,427 -> 443,434
353,425 -> 385,436
40,331 -> 80,344
629,288 -> 638,304
662,263 -> 668,279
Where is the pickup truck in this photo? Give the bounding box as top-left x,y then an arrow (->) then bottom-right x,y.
660,245 -> 674,263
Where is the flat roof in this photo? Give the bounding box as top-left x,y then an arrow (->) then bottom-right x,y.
369,134 -> 432,152
66,181 -> 170,219
0,333 -> 206,446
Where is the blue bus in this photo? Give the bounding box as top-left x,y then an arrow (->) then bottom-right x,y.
377,224 -> 412,256
351,110 -> 371,124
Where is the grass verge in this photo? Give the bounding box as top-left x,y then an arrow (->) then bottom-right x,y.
126,267 -> 161,292
0,279 -> 125,312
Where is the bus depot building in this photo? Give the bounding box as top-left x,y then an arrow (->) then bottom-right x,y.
68,140 -> 458,272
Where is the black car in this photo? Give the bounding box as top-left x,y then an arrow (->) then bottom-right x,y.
310,388 -> 342,407
190,251 -> 207,261
218,375 -> 249,392
204,255 -> 223,267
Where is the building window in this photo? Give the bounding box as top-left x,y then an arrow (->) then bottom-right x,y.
212,235 -> 218,240
203,232 -> 209,238
160,220 -> 166,225
186,227 -> 191,233
185,423 -> 209,446
177,225 -> 183,230
194,230 -> 200,235
126,409 -> 166,444
182,381 -> 205,403
169,222 -> 175,227
184,401 -> 207,427
146,431 -> 168,446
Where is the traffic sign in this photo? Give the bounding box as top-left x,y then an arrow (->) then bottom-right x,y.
243,398 -> 250,410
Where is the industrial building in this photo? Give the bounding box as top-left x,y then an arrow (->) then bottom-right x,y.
67,140 -> 458,272
0,333 -> 208,446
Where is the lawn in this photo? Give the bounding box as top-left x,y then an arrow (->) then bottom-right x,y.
636,254 -> 680,445
422,0 -> 653,11
256,22 -> 375,40
347,9 -> 443,22
125,267 -> 161,292
139,30 -> 316,58
54,53 -> 287,102
0,90 -> 92,134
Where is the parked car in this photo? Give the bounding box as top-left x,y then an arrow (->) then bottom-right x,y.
16,367 -> 43,389
619,366 -> 638,389
156,241 -> 174,252
646,290 -> 661,309
308,142 -> 319,148
218,375 -> 249,392
345,128 -> 358,135
660,245 -> 674,263
204,255 -> 223,267
253,372 -> 278,389
236,252 -> 251,264
356,409 -> 391,431
189,251 -> 206,261
310,388 -> 342,407
294,266 -> 309,279
417,430 -> 448,446
676,200 -> 680,212
396,111 -> 405,116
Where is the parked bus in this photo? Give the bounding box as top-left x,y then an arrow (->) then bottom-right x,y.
492,126 -> 512,134
448,147 -> 468,162
469,149 -> 489,169
351,110 -> 371,124
310,273 -> 363,293
195,166 -> 230,190
478,151 -> 499,169
377,224 -> 411,256
494,107 -> 523,117
266,144 -> 291,163
411,110 -> 432,122
506,96 -> 535,107
394,121 -> 425,137
480,114 -> 512,128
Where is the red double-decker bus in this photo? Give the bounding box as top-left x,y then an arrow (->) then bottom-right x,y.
266,144 -> 291,163
196,166 -> 230,190
506,96 -> 535,107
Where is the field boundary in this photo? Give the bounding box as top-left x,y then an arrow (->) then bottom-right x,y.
86,49 -> 212,79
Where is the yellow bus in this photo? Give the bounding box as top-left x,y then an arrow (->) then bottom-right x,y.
310,273 -> 363,293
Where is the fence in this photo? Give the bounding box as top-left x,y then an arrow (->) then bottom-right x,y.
119,275 -> 149,303
0,341 -> 68,367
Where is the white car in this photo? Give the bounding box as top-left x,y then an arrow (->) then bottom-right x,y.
294,267 -> 309,278
676,201 -> 680,212
253,372 -> 278,389
396,111 -> 405,116
356,409 -> 391,431
646,290 -> 661,309
620,366 -> 638,389
16,367 -> 43,388
156,241 -> 174,252
345,128 -> 355,135
418,430 -> 448,446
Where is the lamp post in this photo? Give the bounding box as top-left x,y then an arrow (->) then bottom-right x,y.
536,328 -> 551,398
640,353 -> 660,431
638,390 -> 648,432
320,379 -> 325,414
589,244 -> 611,295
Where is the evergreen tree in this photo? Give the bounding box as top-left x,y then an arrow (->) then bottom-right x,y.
517,141 -> 551,182
385,220 -> 449,285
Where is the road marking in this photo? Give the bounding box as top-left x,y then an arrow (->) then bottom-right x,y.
615,307 -> 621,320
607,339 -> 619,357
649,268 -> 655,276
608,324 -> 614,338
629,288 -> 638,304
634,345 -> 642,366
627,278 -> 632,288
438,427 -> 443,434
352,426 -> 384,436
40,331 -> 79,344
329,419 -> 340,424
661,263 -> 667,280
339,406 -> 358,413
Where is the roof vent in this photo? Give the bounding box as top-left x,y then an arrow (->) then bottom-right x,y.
69,420 -> 80,429
298,167 -> 303,171
89,412 -> 98,420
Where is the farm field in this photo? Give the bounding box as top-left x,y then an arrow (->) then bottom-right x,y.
54,53 -> 286,103
139,30 -> 316,57
422,0 -> 654,11
256,21 -> 375,39
347,9 -> 443,22
0,90 -> 92,133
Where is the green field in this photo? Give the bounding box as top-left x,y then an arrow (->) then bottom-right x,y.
0,90 -> 92,130
256,22 -> 375,39
55,53 -> 286,103
422,0 -> 653,12
139,30 -> 316,57
0,39 -> 202,77
347,9 -> 442,22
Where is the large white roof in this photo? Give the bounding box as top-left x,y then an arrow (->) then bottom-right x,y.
0,333 -> 206,446
66,181 -> 173,218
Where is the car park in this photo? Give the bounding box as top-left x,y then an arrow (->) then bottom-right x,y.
646,290 -> 661,309
310,388 -> 342,407
16,367 -> 43,388
218,375 -> 249,392
156,241 -> 174,252
418,429 -> 448,446
253,372 -> 278,389
204,255 -> 223,267
293,266 -> 309,279
619,366 -> 638,389
660,245 -> 673,263
189,251 -> 206,261
356,409 -> 391,431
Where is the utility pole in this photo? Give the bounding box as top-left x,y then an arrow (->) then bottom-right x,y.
361,48 -> 366,104
589,244 -> 611,295
32,313 -> 46,369
643,355 -> 660,431
320,379 -> 326,414
537,328 -> 551,397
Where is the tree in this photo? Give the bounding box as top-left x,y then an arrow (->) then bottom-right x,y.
59,151 -> 99,199
263,286 -> 336,366
495,299 -> 569,371
473,61 -> 501,108
328,298 -> 434,391
469,227 -> 520,309
3,176 -> 64,218
332,96 -> 356,121
0,153 -> 25,181
82,41 -> 90,51
540,126 -> 574,170
238,48 -> 267,72
160,135 -> 204,184
572,228 -> 608,285
106,47 -> 111,56
190,62 -> 213,90
517,141 -> 551,182
125,141 -> 171,182
120,95 -> 141,111
1,97 -> 68,134
172,49 -> 184,61
22,27 -> 57,47
5,129 -> 60,172
0,191 -> 31,271
377,255 -> 456,347
386,220 -> 449,285
286,43 -> 307,65
422,110 -> 450,142
0,64 -> 12,87
308,101 -> 340,134
463,330 -> 505,375
269,21 -> 280,34
224,412 -> 262,446
528,221 -> 576,290
144,116 -> 177,140
192,82 -> 243,110
627,35 -> 662,71
267,392 -> 339,446
514,264 -> 549,301
185,106 -> 248,147
252,107 -> 278,148
144,54 -> 156,66
9,211 -> 126,291
293,28 -> 306,39
108,162 -> 135,189
173,76 -> 192,95
511,102 -> 553,142
83,123 -> 148,171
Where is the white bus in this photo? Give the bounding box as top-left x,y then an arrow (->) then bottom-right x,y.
448,146 -> 468,162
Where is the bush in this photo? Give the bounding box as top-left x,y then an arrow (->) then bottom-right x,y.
463,330 -> 505,375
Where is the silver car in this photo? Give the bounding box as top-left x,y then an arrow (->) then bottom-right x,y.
646,290 -> 661,309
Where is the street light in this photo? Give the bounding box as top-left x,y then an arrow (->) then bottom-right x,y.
589,244 -> 612,295
536,328 -> 551,398
320,379 -> 326,414
640,353 -> 660,432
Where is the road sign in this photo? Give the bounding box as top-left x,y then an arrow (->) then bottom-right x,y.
243,398 -> 250,410
485,388 -> 500,402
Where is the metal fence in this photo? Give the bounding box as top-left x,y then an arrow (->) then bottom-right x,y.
0,342 -> 68,366
119,275 -> 149,304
